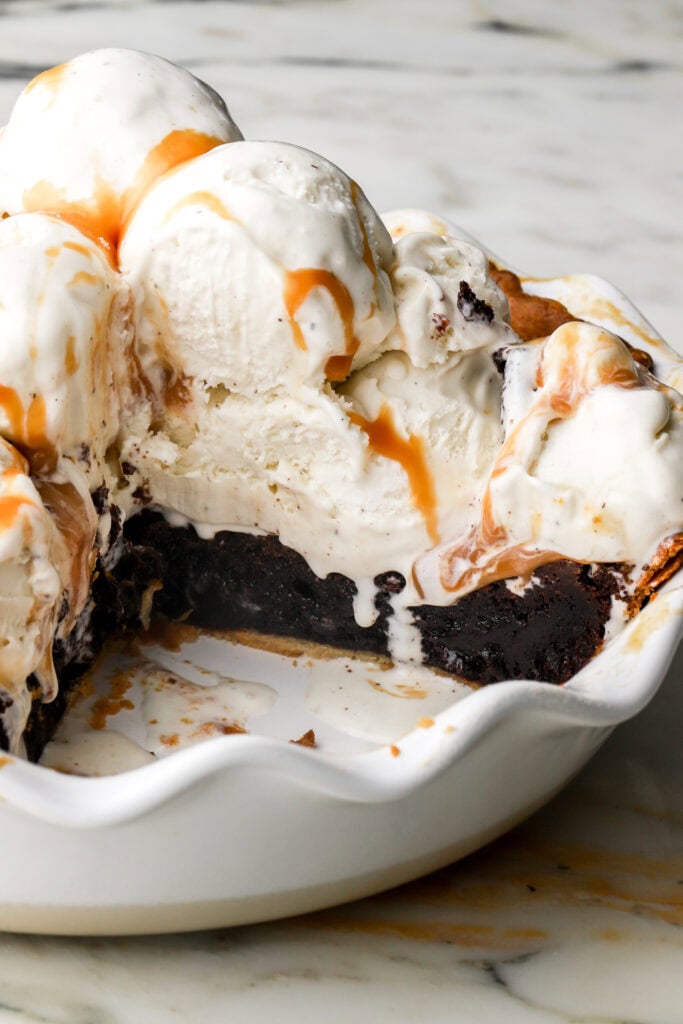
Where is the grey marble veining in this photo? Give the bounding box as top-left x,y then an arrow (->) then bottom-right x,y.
0,1 -> 680,1021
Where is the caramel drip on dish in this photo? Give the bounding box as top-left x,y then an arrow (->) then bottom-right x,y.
88,671 -> 134,731
22,129 -> 223,259
349,402 -> 439,545
440,324 -> 645,594
283,267 -> 361,381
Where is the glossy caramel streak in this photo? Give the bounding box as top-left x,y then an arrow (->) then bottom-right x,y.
38,480 -> 96,621
0,387 -> 56,473
62,240 -> 94,258
162,190 -> 236,225
67,270 -> 99,288
284,268 -> 361,379
0,385 -> 25,438
22,178 -> 122,257
441,325 -> 643,594
25,395 -> 48,449
22,130 -> 224,258
0,495 -> 34,530
64,335 -> 78,376
349,403 -> 440,545
491,264 -> 575,342
24,62 -> 67,96
350,180 -> 377,279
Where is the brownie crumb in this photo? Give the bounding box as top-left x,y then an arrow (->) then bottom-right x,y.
91,483 -> 109,515
457,280 -> 494,324
132,483 -> 152,506
431,312 -> 451,339
120,461 -> 137,477
492,347 -> 508,375
290,729 -> 316,748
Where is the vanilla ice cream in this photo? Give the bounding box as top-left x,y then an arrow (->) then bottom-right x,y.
118,140 -> 511,595
0,438 -> 62,748
0,213 -> 127,471
120,140 -> 396,396
0,48 -> 242,253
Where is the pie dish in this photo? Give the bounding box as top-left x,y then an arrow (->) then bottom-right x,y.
0,263 -> 678,936
0,564 -> 677,935
0,50 -> 680,934
0,51 -> 680,761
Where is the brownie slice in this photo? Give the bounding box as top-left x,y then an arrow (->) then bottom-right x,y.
13,506 -> 620,760
119,510 -> 620,686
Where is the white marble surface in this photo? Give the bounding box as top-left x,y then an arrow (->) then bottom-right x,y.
0,0 -> 681,1020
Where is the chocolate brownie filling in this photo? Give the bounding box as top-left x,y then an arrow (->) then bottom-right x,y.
15,507 -> 621,760
123,511 -> 620,684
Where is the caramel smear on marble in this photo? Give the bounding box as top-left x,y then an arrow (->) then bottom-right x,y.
300,829 -> 683,956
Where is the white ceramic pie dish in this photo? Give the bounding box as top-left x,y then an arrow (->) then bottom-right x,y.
0,235 -> 680,936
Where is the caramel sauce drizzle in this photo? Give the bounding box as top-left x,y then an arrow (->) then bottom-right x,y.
280,182 -> 378,383
37,479 -> 97,630
440,324 -> 645,594
0,386 -> 55,472
349,402 -> 439,545
24,62 -> 67,95
67,270 -> 99,288
62,240 -> 94,258
64,335 -> 78,376
0,494 -> 35,530
22,129 -> 223,259
350,180 -> 377,279
162,190 -> 236,225
283,267 -> 361,381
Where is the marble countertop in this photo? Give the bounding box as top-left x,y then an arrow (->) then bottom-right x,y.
0,0 -> 681,1020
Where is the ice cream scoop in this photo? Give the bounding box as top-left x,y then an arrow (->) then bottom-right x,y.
118,141 -> 510,596
120,139 -> 396,398
0,213 -> 127,475
0,49 -> 242,254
